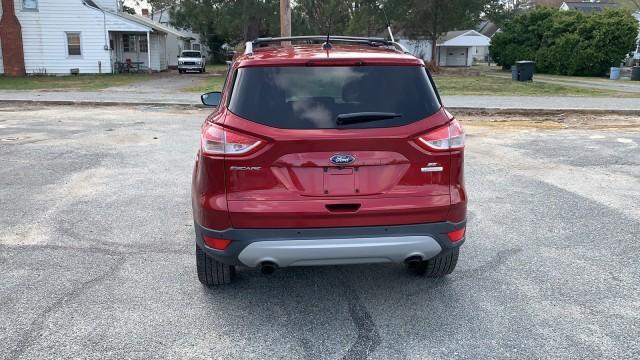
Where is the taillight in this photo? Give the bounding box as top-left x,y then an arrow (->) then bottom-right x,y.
306,60 -> 365,66
416,119 -> 465,152
203,235 -> 232,250
201,123 -> 264,156
447,227 -> 465,242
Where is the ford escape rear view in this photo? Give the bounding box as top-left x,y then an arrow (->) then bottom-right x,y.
192,36 -> 467,286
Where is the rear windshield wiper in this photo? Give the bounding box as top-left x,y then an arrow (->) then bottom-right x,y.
336,112 -> 402,126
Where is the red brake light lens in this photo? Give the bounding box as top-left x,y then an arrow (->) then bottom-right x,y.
416,119 -> 465,152
203,236 -> 232,250
201,123 -> 263,156
447,228 -> 466,242
306,60 -> 365,66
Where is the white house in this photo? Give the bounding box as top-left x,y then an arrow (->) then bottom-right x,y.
151,8 -> 207,68
437,30 -> 491,66
116,11 -> 194,71
399,30 -> 491,67
0,0 -> 192,75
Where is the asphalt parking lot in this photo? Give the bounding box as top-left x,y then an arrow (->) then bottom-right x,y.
1,105 -> 638,359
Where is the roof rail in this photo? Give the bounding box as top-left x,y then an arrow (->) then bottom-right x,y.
247,36 -> 413,56
389,41 -> 410,54
252,36 -> 392,47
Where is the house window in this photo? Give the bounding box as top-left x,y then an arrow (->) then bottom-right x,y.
139,38 -> 148,53
23,0 -> 38,10
123,35 -> 131,52
192,43 -> 201,51
66,33 -> 82,56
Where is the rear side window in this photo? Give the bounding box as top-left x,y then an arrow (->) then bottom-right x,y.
228,66 -> 441,129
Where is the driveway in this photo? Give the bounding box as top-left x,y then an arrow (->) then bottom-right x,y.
0,105 -> 639,359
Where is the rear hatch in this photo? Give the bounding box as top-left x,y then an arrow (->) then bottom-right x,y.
218,64 -> 452,228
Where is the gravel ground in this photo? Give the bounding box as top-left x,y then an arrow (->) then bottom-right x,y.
0,105 -> 638,359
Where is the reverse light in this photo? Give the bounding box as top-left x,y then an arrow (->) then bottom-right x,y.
201,123 -> 264,156
203,236 -> 232,250
447,228 -> 466,242
416,119 -> 465,152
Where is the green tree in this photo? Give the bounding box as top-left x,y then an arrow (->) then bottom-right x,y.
171,0 -> 280,62
292,0 -> 385,37
172,0 -> 493,63
126,0 -> 176,17
484,0 -> 534,28
491,8 -> 638,75
384,0 -> 491,64
122,4 -> 136,15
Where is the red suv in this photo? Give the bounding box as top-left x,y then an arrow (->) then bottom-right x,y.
192,37 -> 466,286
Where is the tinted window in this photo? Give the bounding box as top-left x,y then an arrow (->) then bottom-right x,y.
182,51 -> 201,57
228,66 -> 441,129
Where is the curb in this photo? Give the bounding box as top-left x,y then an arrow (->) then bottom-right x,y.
0,99 -> 204,108
446,107 -> 640,116
1,99 -> 640,115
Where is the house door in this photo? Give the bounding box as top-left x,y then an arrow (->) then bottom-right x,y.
446,47 -> 468,67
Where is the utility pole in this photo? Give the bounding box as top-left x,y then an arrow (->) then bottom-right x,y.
280,0 -> 291,39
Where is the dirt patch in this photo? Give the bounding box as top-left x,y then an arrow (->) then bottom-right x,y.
458,113 -> 640,131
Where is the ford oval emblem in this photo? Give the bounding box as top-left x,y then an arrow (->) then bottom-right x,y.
330,154 -> 355,166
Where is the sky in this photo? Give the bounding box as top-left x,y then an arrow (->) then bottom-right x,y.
124,0 -> 150,11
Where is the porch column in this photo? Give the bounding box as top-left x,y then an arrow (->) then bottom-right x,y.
147,31 -> 152,73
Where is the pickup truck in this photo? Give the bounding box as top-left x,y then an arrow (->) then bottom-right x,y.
178,50 -> 206,74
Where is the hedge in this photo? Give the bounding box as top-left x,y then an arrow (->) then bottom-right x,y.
490,8 -> 639,76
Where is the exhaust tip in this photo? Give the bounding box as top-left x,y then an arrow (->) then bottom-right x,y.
404,256 -> 423,269
259,261 -> 277,275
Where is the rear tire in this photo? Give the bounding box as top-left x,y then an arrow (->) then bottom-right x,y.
196,245 -> 235,286
414,247 -> 459,277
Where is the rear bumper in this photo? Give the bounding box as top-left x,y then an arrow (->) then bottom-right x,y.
195,221 -> 466,268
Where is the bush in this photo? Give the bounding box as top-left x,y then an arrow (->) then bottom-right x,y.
490,8 -> 639,76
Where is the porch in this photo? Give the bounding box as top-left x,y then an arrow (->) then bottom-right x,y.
109,31 -> 168,74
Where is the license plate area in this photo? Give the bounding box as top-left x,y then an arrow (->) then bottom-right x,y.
323,167 -> 357,195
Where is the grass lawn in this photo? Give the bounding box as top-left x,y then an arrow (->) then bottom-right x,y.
181,75 -> 226,93
0,74 -> 151,91
206,64 -> 231,74
433,75 -> 634,97
180,64 -> 229,93
183,73 -> 632,96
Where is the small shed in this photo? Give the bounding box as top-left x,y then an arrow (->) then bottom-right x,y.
437,30 -> 491,67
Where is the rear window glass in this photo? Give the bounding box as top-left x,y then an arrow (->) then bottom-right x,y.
228,66 -> 441,129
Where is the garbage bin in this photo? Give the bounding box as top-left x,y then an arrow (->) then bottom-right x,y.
631,66 -> 640,81
610,67 -> 621,80
512,61 -> 535,81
